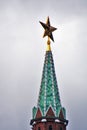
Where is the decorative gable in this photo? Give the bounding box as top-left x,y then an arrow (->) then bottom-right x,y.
59,108 -> 64,119
46,106 -> 55,117
35,107 -> 42,118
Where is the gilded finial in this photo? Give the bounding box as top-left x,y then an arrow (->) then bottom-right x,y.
47,37 -> 51,51
39,17 -> 57,51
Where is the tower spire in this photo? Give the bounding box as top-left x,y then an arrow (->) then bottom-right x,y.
37,50 -> 61,117
30,17 -> 68,130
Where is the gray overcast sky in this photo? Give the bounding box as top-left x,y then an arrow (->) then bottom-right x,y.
0,0 -> 87,130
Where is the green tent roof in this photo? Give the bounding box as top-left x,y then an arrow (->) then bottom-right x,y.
32,50 -> 66,119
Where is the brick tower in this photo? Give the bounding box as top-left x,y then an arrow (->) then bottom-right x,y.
30,17 -> 68,130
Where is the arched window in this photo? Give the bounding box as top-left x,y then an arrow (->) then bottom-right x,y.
60,127 -> 62,130
49,125 -> 52,130
38,127 -> 41,130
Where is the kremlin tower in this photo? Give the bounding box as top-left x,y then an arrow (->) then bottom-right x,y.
30,17 -> 68,130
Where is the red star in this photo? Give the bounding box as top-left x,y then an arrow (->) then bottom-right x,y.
39,17 -> 57,42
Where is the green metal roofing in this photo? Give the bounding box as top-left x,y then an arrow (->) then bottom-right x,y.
32,51 -> 66,119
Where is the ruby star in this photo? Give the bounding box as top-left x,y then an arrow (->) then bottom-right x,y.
39,16 -> 57,42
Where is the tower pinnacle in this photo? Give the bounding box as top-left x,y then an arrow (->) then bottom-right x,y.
30,17 -> 68,130
39,16 -> 57,51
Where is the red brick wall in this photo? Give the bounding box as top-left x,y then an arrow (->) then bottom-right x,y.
32,121 -> 66,130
